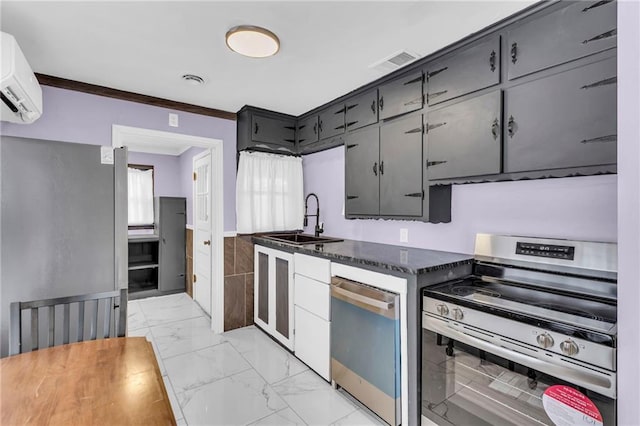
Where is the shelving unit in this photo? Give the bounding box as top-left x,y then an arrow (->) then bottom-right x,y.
128,235 -> 160,294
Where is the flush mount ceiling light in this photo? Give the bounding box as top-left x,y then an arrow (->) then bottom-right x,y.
225,25 -> 280,58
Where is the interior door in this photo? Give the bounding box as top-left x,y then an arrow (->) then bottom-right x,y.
193,152 -> 212,315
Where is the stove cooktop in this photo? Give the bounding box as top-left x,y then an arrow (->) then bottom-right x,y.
424,277 -> 617,335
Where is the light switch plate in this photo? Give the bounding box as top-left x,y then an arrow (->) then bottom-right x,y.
169,113 -> 179,127
400,228 -> 409,243
100,146 -> 114,164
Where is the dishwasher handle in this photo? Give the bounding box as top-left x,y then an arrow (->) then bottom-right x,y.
331,277 -> 397,317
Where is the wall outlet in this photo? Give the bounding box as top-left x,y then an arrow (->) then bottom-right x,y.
169,113 -> 179,127
400,228 -> 409,243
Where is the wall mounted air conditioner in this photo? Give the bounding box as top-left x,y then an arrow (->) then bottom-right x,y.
1,32 -> 42,124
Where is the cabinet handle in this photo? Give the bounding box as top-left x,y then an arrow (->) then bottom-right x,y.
511,42 -> 518,64
404,191 -> 424,199
491,118 -> 500,140
580,77 -> 616,90
346,104 -> 358,111
426,160 -> 448,168
427,67 -> 448,79
319,120 -> 323,133
582,29 -> 617,45
371,100 -> 376,114
580,134 -> 616,144
379,96 -> 384,111
347,195 -> 359,200
335,124 -> 346,130
254,122 -> 259,134
380,161 -> 384,175
507,115 -> 516,138
313,122 -> 318,134
346,121 -> 358,128
489,50 -> 496,72
204,240 -> 211,246
373,162 -> 378,176
582,0 -> 613,13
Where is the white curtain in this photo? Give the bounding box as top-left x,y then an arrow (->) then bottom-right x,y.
236,151 -> 304,233
128,168 -> 154,225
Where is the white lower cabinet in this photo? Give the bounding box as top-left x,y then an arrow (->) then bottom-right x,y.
294,305 -> 331,381
293,253 -> 332,381
254,245 -> 295,350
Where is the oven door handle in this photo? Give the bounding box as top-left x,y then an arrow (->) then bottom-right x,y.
423,315 -> 616,399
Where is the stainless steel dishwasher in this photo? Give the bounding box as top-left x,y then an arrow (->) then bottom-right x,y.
331,276 -> 401,426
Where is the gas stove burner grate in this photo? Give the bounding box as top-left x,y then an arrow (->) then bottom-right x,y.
451,285 -> 501,299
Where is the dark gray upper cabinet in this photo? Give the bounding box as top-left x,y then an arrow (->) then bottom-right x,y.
345,126 -> 380,216
504,56 -> 617,173
237,106 -> 297,155
296,115 -> 319,147
507,0 -> 617,80
379,115 -> 423,217
252,115 -> 296,146
378,71 -> 424,121
427,37 -> 501,106
427,91 -> 502,180
319,104 -> 346,140
345,89 -> 378,131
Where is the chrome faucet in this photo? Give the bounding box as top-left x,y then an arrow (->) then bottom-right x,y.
304,193 -> 323,237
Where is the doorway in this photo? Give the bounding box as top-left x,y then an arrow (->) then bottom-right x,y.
112,125 -> 225,334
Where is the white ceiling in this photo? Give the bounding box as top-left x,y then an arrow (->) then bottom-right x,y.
1,1 -> 536,117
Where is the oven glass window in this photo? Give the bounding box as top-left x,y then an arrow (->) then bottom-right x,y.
422,329 -> 615,426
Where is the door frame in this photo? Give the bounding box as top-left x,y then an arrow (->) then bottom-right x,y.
112,125 -> 224,333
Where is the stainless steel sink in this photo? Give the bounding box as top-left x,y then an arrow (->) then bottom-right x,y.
262,233 -> 343,245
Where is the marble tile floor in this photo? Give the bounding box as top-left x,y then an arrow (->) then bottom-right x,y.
128,292 -> 386,426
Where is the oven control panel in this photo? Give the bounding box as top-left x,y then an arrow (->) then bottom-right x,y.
516,242 -> 575,260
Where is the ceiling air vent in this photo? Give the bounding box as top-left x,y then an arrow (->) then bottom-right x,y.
369,50 -> 420,73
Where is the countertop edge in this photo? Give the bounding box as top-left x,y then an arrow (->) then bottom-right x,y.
252,236 -> 473,275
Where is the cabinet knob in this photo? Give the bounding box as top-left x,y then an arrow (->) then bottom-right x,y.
203,240 -> 211,246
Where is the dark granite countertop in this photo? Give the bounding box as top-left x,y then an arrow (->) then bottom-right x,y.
252,236 -> 473,275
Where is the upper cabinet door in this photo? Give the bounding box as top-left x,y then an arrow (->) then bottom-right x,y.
427,37 -> 501,106
345,126 -> 380,216
379,115 -> 423,217
427,91 -> 502,180
507,1 -> 617,80
296,115 -> 319,147
251,115 -> 296,146
378,71 -> 424,121
345,89 -> 378,131
318,104 -> 346,140
504,56 -> 617,173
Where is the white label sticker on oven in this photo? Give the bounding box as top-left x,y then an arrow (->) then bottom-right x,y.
542,385 -> 603,426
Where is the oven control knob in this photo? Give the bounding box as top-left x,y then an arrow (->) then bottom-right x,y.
560,339 -> 579,356
536,333 -> 554,349
436,304 -> 449,316
452,308 -> 464,321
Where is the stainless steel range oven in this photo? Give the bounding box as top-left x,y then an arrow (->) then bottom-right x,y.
421,234 -> 617,426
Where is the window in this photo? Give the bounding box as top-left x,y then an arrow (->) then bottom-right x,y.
128,164 -> 154,229
236,151 -> 304,233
